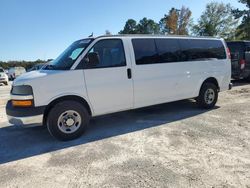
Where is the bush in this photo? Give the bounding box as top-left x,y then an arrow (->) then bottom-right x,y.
0,60 -> 48,70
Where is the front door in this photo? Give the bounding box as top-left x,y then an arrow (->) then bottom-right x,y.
83,39 -> 133,116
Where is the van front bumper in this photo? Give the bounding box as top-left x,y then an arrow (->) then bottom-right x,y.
7,115 -> 44,127
6,101 -> 45,127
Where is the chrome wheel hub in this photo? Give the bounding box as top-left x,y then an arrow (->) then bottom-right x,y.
57,110 -> 82,134
204,88 -> 215,105
66,118 -> 75,127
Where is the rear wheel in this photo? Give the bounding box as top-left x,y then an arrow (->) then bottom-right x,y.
196,83 -> 218,109
47,100 -> 90,141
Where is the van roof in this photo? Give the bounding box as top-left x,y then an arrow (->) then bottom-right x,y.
86,34 -> 223,41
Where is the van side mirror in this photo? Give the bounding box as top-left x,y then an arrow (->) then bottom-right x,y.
245,52 -> 250,62
84,52 -> 100,67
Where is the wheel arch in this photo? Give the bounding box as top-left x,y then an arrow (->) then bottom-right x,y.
201,77 -> 220,91
43,95 -> 92,125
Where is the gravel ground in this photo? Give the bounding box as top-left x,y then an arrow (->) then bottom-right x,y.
0,81 -> 249,188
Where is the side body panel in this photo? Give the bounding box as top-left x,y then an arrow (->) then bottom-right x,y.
128,37 -> 231,109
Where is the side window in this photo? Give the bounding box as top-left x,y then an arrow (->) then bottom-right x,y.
155,39 -> 181,63
132,39 -> 158,65
85,39 -> 126,68
179,39 -> 226,61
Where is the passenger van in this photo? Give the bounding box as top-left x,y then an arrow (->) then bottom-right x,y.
227,41 -> 250,80
6,35 -> 232,141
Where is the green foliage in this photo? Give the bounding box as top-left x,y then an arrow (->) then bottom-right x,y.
119,19 -> 138,34
192,2 -> 238,39
232,0 -> 250,40
120,7 -> 192,35
119,18 -> 160,34
137,18 -> 160,34
0,60 -> 48,70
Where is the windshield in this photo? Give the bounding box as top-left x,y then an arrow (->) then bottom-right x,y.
43,39 -> 93,70
0,68 -> 4,72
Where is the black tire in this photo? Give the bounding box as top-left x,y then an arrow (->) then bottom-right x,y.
4,81 -> 8,85
196,83 -> 218,109
47,100 -> 90,141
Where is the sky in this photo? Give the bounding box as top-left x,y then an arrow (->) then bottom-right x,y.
0,0 -> 246,61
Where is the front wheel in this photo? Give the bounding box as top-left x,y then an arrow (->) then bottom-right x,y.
196,83 -> 218,109
47,100 -> 90,141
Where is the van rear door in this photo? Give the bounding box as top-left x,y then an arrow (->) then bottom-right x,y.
227,42 -> 245,78
83,39 -> 133,116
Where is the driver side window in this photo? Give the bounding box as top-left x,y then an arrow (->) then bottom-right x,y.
84,39 -> 126,68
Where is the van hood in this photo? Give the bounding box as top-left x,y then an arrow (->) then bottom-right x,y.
13,70 -> 63,86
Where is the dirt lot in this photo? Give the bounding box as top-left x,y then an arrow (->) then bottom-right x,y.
0,81 -> 249,188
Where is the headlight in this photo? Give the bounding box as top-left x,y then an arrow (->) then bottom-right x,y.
11,85 -> 34,107
11,85 -> 33,95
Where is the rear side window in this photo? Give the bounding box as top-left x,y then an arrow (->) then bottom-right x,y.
180,39 -> 226,61
132,39 -> 158,65
155,39 -> 180,63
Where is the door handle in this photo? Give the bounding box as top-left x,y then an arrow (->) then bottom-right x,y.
127,68 -> 132,79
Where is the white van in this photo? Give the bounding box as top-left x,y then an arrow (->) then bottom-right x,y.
6,35 -> 232,141
8,66 -> 26,80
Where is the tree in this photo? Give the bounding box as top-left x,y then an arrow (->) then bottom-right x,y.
0,60 -> 49,70
137,17 -> 160,34
178,7 -> 192,35
119,18 -> 160,34
160,8 -> 178,34
119,19 -> 138,34
160,6 -> 192,35
192,2 -> 238,39
232,0 -> 250,39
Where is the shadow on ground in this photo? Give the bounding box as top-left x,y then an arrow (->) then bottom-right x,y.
232,79 -> 250,87
0,100 -> 217,164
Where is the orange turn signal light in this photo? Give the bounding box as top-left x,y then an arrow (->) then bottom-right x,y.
12,100 -> 33,107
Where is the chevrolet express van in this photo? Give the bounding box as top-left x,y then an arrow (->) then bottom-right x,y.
6,35 -> 232,141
